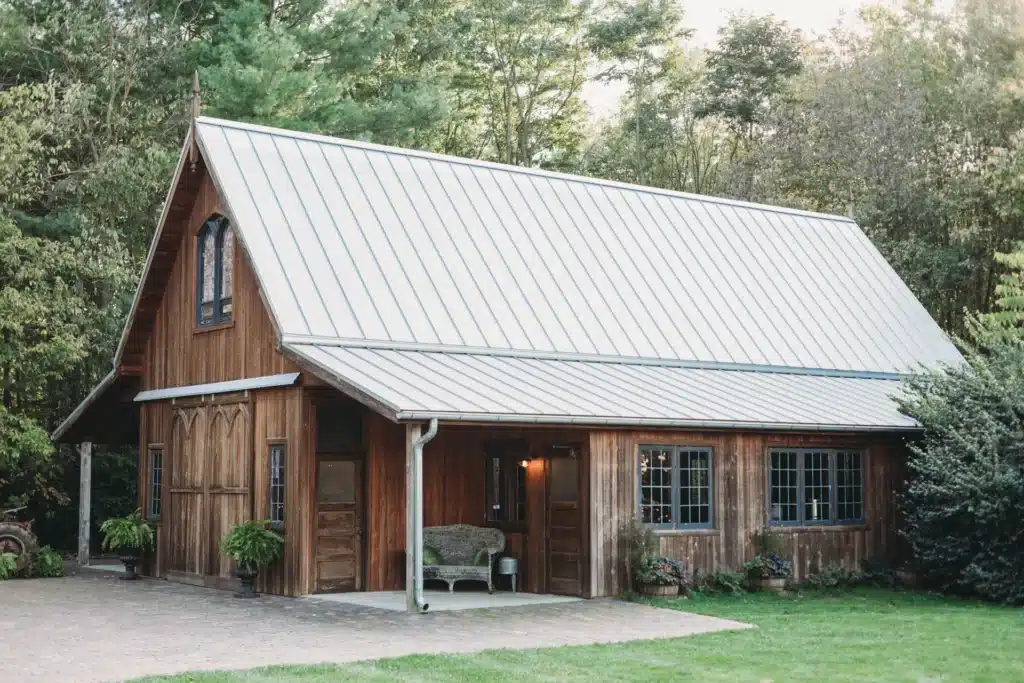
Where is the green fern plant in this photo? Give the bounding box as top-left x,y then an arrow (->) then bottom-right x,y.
30,546 -> 64,577
221,521 -> 284,571
100,509 -> 154,552
0,552 -> 18,580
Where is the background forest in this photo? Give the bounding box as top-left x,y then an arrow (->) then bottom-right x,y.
2,0 -> 1024,555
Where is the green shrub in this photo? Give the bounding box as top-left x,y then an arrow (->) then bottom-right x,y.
634,556 -> 687,587
0,552 -> 17,580
100,509 -> 154,552
221,520 -> 284,571
29,546 -> 64,578
744,553 -> 793,579
693,569 -> 747,595
899,336 -> 1024,605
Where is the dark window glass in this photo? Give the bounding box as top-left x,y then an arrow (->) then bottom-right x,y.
148,448 -> 163,520
485,441 -> 528,525
836,451 -> 864,521
638,446 -> 713,529
196,216 -> 233,327
270,444 -> 285,524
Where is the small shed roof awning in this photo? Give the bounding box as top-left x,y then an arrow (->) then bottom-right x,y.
284,343 -> 917,432
52,371 -> 141,444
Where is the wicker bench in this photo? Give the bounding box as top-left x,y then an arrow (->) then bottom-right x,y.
422,524 -> 505,593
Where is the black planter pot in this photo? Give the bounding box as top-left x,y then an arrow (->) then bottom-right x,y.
234,567 -> 260,598
119,551 -> 141,581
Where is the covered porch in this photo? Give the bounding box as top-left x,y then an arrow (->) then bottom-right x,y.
312,392 -> 592,608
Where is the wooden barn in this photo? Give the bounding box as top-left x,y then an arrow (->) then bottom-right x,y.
54,117 -> 961,609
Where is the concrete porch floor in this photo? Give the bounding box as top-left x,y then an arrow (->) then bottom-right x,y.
304,589 -> 581,612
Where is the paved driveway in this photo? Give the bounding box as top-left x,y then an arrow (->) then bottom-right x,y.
1,567 -> 750,683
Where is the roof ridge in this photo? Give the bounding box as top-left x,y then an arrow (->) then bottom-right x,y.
278,335 -> 906,381
197,116 -> 857,225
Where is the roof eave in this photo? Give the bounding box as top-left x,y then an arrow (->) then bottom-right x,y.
393,410 -> 921,433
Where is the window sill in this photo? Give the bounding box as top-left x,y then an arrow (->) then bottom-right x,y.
769,523 -> 869,534
653,528 -> 719,537
193,320 -> 234,335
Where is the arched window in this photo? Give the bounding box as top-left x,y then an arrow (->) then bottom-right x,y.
196,215 -> 233,327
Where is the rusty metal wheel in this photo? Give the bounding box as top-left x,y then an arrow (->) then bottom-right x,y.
0,521 -> 38,571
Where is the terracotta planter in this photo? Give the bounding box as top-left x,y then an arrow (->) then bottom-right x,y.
638,583 -> 680,597
753,576 -> 787,594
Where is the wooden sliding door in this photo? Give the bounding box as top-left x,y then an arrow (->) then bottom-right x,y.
547,444 -> 585,596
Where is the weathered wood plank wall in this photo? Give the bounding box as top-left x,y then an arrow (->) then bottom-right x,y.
136,163 -> 312,597
363,421 -> 587,595
589,429 -> 907,597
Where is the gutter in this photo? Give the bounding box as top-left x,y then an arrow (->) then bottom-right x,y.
412,418 -> 438,613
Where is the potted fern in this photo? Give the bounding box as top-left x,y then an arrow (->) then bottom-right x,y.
99,509 -> 154,580
220,520 -> 284,598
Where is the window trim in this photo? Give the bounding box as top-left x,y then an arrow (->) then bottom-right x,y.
636,445 -> 714,531
766,447 -> 866,527
268,440 -> 286,530
147,444 -> 164,522
195,215 -> 233,329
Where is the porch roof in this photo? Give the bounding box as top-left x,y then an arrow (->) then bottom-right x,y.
283,343 -> 918,431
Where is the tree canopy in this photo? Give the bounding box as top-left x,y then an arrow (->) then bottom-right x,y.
3,0 -> 1024,552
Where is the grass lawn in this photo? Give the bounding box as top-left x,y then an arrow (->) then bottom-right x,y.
135,589 -> 1023,683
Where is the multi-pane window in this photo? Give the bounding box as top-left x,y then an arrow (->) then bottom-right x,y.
196,215 -> 233,327
148,447 -> 163,520
485,440 -> 528,526
769,449 -> 865,525
638,446 -> 712,529
269,444 -> 285,526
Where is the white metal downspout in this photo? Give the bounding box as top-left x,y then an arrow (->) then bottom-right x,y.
412,418 -> 438,612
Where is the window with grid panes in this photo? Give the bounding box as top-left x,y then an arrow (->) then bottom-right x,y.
269,444 -> 285,526
638,446 -> 712,529
148,447 -> 162,520
769,449 -> 865,525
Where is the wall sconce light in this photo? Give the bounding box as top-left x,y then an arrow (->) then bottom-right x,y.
519,456 -> 532,468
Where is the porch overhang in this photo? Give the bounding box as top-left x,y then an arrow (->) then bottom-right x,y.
52,371 -> 141,444
281,342 -> 920,432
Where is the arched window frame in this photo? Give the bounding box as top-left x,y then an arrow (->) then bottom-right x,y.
195,215 -> 233,327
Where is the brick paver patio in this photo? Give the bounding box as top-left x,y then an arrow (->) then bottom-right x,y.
1,566 -> 751,683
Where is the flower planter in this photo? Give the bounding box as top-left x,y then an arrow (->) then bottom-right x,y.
234,567 -> 260,598
638,583 -> 680,597
119,551 -> 141,581
753,577 -> 787,594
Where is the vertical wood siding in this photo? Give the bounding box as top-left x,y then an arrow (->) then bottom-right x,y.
363,421 -> 586,595
136,164 -> 310,596
141,168 -> 297,390
589,429 -> 907,597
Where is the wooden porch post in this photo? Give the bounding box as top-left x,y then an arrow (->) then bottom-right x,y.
405,423 -> 421,612
78,441 -> 92,566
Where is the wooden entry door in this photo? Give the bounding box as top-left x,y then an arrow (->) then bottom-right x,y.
547,444 -> 584,596
166,401 -> 252,588
315,456 -> 363,592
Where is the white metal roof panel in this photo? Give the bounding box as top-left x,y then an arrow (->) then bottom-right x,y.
195,117 -> 961,376
284,344 -> 917,431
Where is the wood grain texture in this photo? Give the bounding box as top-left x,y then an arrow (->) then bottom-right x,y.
140,167 -> 297,391
588,429 -> 907,597
363,421 -> 588,595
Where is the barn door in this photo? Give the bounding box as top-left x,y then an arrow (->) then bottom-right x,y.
166,400 -> 252,588
205,402 -> 252,588
547,444 -> 584,596
167,407 -> 208,583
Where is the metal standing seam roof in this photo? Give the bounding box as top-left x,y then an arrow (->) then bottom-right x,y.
143,116 -> 959,431
283,344 -> 917,431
